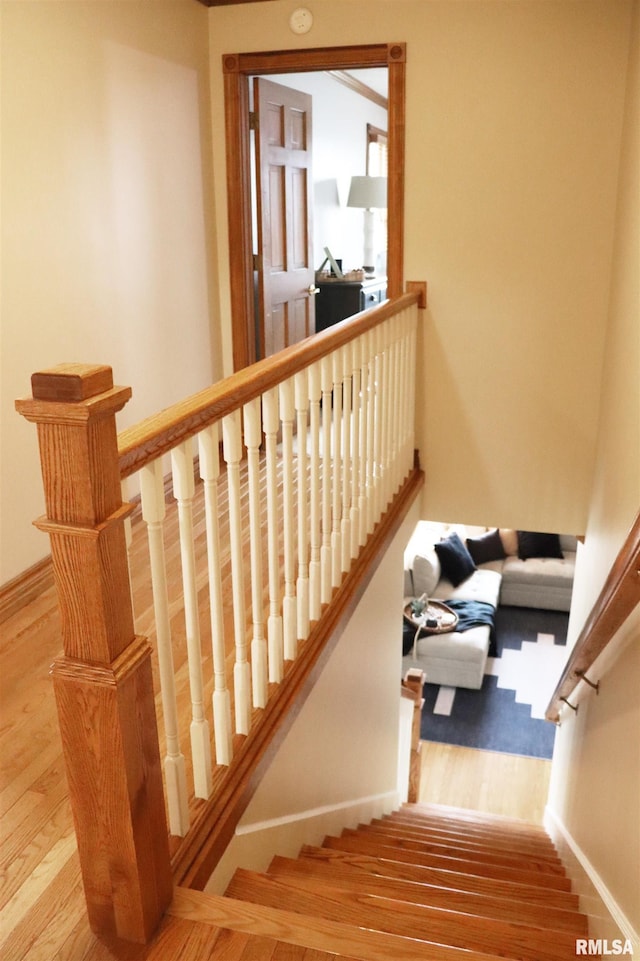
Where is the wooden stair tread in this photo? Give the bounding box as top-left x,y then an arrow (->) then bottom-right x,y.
380,814 -> 557,857
323,833 -> 572,890
403,802 -> 549,836
348,825 -> 565,873
299,844 -> 579,909
377,815 -> 560,858
169,886 -> 511,961
225,868 -> 580,961
389,813 -> 556,850
267,855 -> 587,935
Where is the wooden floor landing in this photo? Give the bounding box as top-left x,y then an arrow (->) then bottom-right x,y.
0,573 -> 551,960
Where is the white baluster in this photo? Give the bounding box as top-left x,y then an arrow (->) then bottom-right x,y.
171,440 -> 213,800
379,319 -> 392,510
349,339 -> 361,560
371,324 -> 383,524
320,355 -> 333,605
331,350 -> 343,588
279,378 -> 297,660
357,333 -> 369,549
294,370 -> 310,641
389,314 -> 402,496
340,346 -> 352,574
262,388 -> 283,684
222,410 -> 251,735
308,362 -> 322,622
397,310 -> 410,486
243,397 -> 268,708
365,328 -> 377,535
198,424 -> 233,767
408,307 -> 418,471
140,460 -> 189,836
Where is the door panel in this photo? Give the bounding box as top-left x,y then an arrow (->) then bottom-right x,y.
254,77 -> 315,359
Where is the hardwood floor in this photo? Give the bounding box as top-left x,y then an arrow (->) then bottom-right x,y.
418,741 -> 551,825
1,545 -> 552,960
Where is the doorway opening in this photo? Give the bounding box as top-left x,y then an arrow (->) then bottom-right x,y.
223,43 -> 406,371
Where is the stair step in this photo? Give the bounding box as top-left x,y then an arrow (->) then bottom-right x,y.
267,855 -> 587,935
380,813 -> 559,857
348,825 -> 565,874
372,820 -> 560,864
322,833 -> 572,890
403,802 -> 550,838
225,868 -> 580,961
170,886 -> 510,961
300,844 -> 580,910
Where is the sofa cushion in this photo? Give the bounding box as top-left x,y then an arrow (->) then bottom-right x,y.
466,528 -> 506,566
434,532 -> 477,587
436,567 -> 503,608
517,531 -> 563,560
412,549 -> 441,597
502,553 -> 575,591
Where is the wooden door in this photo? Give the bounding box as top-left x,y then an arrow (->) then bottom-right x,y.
253,77 -> 315,358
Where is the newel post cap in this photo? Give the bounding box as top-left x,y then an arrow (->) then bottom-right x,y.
16,363 -> 132,422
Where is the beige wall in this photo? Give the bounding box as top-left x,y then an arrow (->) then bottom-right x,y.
2,1 -> 633,579
208,0 -> 632,536
1,1 -> 220,583
548,0 -> 639,939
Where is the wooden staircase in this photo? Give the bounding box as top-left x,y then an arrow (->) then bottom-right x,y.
166,802 -> 589,960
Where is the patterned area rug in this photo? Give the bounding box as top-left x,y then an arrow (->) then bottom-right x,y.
420,606 -> 569,759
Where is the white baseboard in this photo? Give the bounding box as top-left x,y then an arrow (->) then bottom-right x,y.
545,806 -> 639,952
205,790 -> 400,895
235,790 -> 400,836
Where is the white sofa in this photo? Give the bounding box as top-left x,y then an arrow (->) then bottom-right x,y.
401,522 -> 577,690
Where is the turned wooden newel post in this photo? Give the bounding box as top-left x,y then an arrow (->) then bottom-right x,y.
16,363 -> 173,944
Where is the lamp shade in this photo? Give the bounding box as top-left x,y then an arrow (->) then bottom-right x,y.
346,175 -> 387,209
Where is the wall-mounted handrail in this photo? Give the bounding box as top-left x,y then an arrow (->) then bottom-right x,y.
546,510 -> 640,723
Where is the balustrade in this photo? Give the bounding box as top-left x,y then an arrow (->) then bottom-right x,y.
16,293 -> 423,941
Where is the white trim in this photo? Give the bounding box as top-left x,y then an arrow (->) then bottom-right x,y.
236,790 -> 400,836
545,806 -> 640,952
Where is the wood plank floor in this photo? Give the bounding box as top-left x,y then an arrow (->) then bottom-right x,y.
0,515 -> 552,960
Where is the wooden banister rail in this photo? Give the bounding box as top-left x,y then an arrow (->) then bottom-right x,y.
118,292 -> 418,479
546,510 -> 640,723
15,364 -> 173,944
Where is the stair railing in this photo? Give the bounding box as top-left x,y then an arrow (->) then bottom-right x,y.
546,510 -> 640,723
16,292 -> 423,944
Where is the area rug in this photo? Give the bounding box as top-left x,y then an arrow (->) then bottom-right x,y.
420,606 -> 569,760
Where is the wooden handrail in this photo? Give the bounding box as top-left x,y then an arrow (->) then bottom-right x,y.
118,293 -> 418,478
546,510 -> 640,723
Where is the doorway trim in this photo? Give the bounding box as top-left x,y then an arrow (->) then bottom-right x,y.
223,43 -> 406,371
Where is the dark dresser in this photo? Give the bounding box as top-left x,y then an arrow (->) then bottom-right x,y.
315,277 -> 387,332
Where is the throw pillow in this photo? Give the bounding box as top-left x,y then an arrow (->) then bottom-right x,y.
412,549 -> 441,597
466,528 -> 506,565
517,531 -> 564,560
434,532 -> 477,586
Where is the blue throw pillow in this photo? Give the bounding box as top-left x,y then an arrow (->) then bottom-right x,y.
434,532 -> 477,586
466,528 -> 506,565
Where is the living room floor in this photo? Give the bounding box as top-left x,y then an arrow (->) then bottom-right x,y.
418,740 -> 551,825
